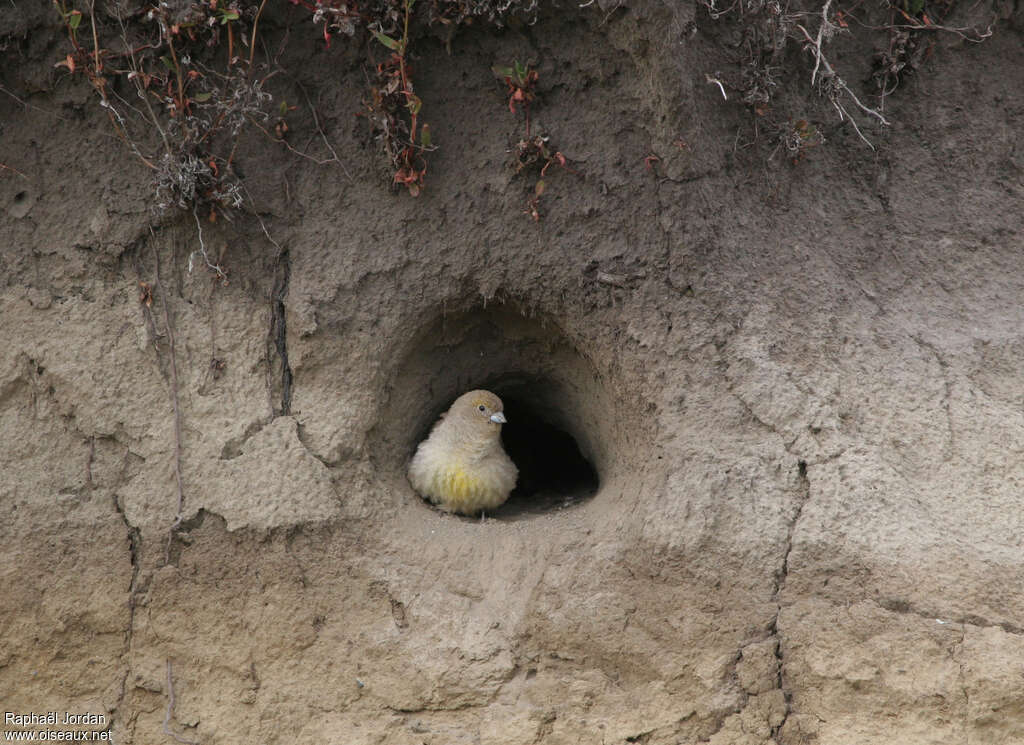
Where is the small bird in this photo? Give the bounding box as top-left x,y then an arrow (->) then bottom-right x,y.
408,390 -> 518,515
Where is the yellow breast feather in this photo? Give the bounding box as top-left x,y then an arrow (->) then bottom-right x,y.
427,465 -> 505,512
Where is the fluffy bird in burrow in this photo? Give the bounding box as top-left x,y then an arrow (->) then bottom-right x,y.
408,390 -> 518,515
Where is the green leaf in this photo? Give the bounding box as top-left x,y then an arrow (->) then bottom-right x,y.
279,100 -> 289,115
420,123 -> 431,148
513,60 -> 527,82
68,10 -> 82,30
193,92 -> 212,102
220,10 -> 239,23
372,30 -> 401,51
406,94 -> 422,115
535,180 -> 546,196
492,65 -> 515,79
160,55 -> 174,71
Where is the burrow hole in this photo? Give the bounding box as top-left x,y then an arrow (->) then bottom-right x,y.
378,302 -> 626,520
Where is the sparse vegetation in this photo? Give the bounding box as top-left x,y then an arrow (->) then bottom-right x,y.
514,133 -> 571,221
363,0 -> 434,195
53,0 -> 277,217
700,0 -> 997,152
493,60 -> 539,132
52,0 -> 545,206
493,60 -> 576,221
50,0 -> 1003,217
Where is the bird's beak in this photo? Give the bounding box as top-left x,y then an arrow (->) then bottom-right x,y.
490,412 -> 507,424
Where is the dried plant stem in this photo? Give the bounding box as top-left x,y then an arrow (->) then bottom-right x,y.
165,34 -> 186,116
89,0 -> 101,71
117,6 -> 171,159
249,0 -> 269,68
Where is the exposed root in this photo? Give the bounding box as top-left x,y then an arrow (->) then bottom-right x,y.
163,661 -> 200,745
146,235 -> 188,565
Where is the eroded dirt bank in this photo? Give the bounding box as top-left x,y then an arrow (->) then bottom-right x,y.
2,0 -> 1023,742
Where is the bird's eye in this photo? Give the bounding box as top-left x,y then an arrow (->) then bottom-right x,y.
478,405 -> 486,412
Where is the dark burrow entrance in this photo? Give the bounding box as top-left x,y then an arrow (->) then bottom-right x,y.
378,302 -> 621,520
481,382 -> 599,518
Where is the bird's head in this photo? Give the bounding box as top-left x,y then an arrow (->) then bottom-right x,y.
449,389 -> 507,438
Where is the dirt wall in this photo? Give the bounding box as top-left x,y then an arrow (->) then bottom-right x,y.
2,0 -> 1023,742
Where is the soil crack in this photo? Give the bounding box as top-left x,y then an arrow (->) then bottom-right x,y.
769,458 -> 811,741
111,490 -> 143,726
268,248 -> 293,417
877,597 -> 1024,636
